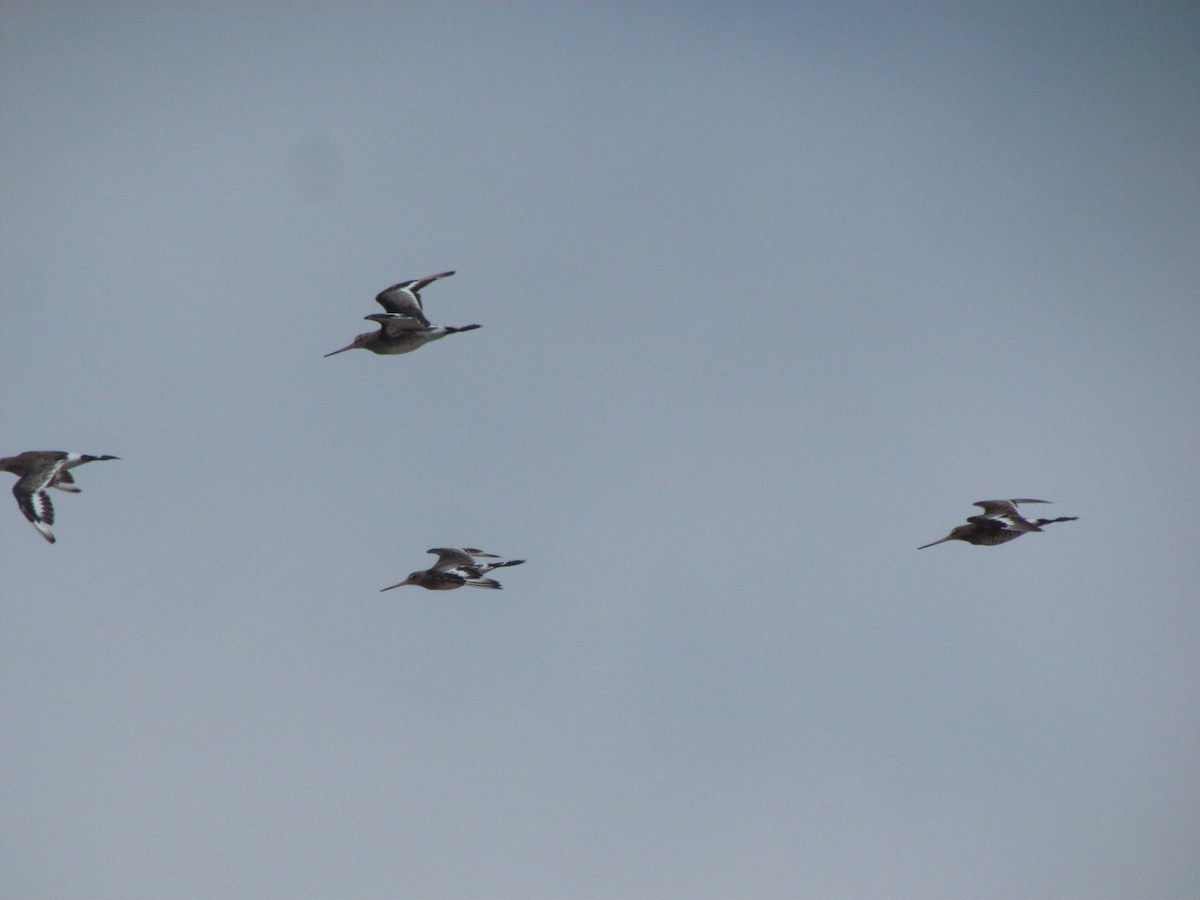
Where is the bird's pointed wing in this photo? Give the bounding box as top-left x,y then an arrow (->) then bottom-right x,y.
51,470 -> 81,492
14,458 -> 63,500
365,312 -> 425,336
12,483 -> 56,542
12,458 -> 66,543
374,285 -> 427,322
31,519 -> 55,542
463,577 -> 503,589
404,270 -> 454,295
14,486 -> 54,526
427,548 -> 478,571
973,500 -> 1021,518
975,499 -> 1050,530
374,271 -> 454,321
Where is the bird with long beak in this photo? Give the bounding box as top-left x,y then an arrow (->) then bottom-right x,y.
380,548 -> 525,592
919,499 -> 1078,549
1,450 -> 119,543
324,270 -> 481,357
324,319 -> 481,357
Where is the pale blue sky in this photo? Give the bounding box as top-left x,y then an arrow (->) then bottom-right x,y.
2,3 -> 1198,898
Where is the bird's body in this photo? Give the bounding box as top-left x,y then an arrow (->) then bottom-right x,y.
380,548 -> 525,592
919,499 -> 1077,549
325,319 -> 480,357
325,270 -> 481,357
0,451 -> 119,543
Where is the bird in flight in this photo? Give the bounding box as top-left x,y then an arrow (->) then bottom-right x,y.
380,548 -> 525,591
1,450 -> 119,543
324,271 -> 481,356
919,499 -> 1078,549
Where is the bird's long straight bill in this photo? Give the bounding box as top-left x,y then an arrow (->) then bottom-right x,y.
324,343 -> 355,357
917,536 -> 953,549
379,580 -> 409,592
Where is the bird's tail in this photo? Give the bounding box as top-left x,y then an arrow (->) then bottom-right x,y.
479,559 -> 525,574
1033,516 -> 1079,526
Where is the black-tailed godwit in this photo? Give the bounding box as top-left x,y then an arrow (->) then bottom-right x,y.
1,451 -> 119,543
919,499 -> 1077,549
380,548 -> 525,591
324,271 -> 481,356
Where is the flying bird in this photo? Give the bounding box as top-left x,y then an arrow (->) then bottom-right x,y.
1,451 -> 119,543
324,270 -> 481,356
919,499 -> 1078,549
324,318 -> 481,357
380,548 -> 525,592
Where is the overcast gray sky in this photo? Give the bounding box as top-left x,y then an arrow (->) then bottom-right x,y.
2,3 -> 1198,898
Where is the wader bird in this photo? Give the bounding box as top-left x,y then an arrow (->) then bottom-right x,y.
324,270 -> 481,356
919,499 -> 1078,549
1,451 -> 119,543
324,318 -> 481,357
380,548 -> 525,592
